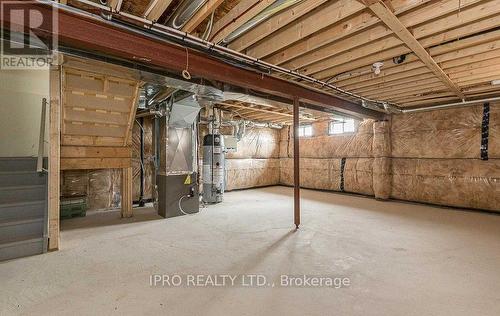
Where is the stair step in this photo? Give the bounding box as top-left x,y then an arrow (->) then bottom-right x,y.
0,185 -> 46,204
0,171 -> 47,187
0,200 -> 45,220
0,237 -> 45,261
0,217 -> 45,244
0,157 -> 38,172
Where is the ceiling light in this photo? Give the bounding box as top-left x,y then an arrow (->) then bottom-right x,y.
372,62 -> 384,75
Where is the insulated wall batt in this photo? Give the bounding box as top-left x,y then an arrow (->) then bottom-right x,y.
61,169 -> 121,211
199,126 -> 281,191
372,121 -> 391,199
279,120 -> 375,196
131,117 -> 154,201
390,104 -> 499,211
226,159 -> 280,190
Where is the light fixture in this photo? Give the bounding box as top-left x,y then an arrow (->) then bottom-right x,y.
372,62 -> 384,75
491,79 -> 500,85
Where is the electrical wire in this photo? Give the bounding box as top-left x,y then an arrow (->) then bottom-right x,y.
178,194 -> 197,215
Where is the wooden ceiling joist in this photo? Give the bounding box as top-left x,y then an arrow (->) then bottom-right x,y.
18,3 -> 382,118
143,0 -> 173,21
314,19 -> 500,81
181,0 -> 225,33
357,1 -> 468,99
61,0 -> 500,108
284,0 -> 491,72
210,0 -> 275,44
262,0 -> 434,66
295,0 -> 495,77
218,100 -> 318,124
107,0 -> 122,11
245,0 -> 364,59
227,0 -> 330,52
334,26 -> 500,90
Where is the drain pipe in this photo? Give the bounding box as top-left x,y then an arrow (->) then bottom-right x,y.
61,0 -> 396,109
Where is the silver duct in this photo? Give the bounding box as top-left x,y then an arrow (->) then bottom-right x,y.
168,0 -> 208,30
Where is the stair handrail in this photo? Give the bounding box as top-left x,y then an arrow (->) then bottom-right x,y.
37,98 -> 48,173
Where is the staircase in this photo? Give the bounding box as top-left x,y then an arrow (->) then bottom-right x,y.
0,157 -> 48,261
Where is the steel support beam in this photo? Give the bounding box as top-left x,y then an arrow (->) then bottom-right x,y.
293,97 -> 300,229
3,2 -> 383,119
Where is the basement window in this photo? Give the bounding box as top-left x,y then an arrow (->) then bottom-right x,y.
298,125 -> 313,137
329,118 -> 356,135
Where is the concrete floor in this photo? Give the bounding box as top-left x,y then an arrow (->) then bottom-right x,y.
1,186 -> 500,316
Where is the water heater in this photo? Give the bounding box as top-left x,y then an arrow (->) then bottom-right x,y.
202,134 -> 225,203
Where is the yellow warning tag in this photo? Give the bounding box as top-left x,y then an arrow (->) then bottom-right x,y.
184,174 -> 192,185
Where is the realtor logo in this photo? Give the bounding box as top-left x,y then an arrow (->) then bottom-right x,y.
0,1 -> 57,69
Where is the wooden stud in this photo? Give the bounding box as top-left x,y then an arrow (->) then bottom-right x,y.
182,0 -> 225,33
48,66 -> 61,251
60,146 -> 132,158
60,157 -> 132,170
144,0 -> 174,21
247,0 -> 364,59
123,83 -> 140,146
121,167 -> 133,218
228,0 -> 330,52
210,0 -> 275,43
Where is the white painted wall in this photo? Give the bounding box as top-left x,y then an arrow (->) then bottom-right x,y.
0,69 -> 49,157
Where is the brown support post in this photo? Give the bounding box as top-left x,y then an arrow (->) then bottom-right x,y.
293,97 -> 300,229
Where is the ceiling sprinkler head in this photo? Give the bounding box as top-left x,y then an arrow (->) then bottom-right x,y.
372,62 -> 384,75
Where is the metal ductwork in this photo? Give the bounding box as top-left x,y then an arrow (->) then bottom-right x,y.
167,0 -> 208,30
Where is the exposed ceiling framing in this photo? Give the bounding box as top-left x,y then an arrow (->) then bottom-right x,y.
362,0 -> 466,99
181,0 -> 225,33
143,0 -> 174,21
217,100 -> 319,125
65,0 -> 500,108
16,2 -> 382,119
